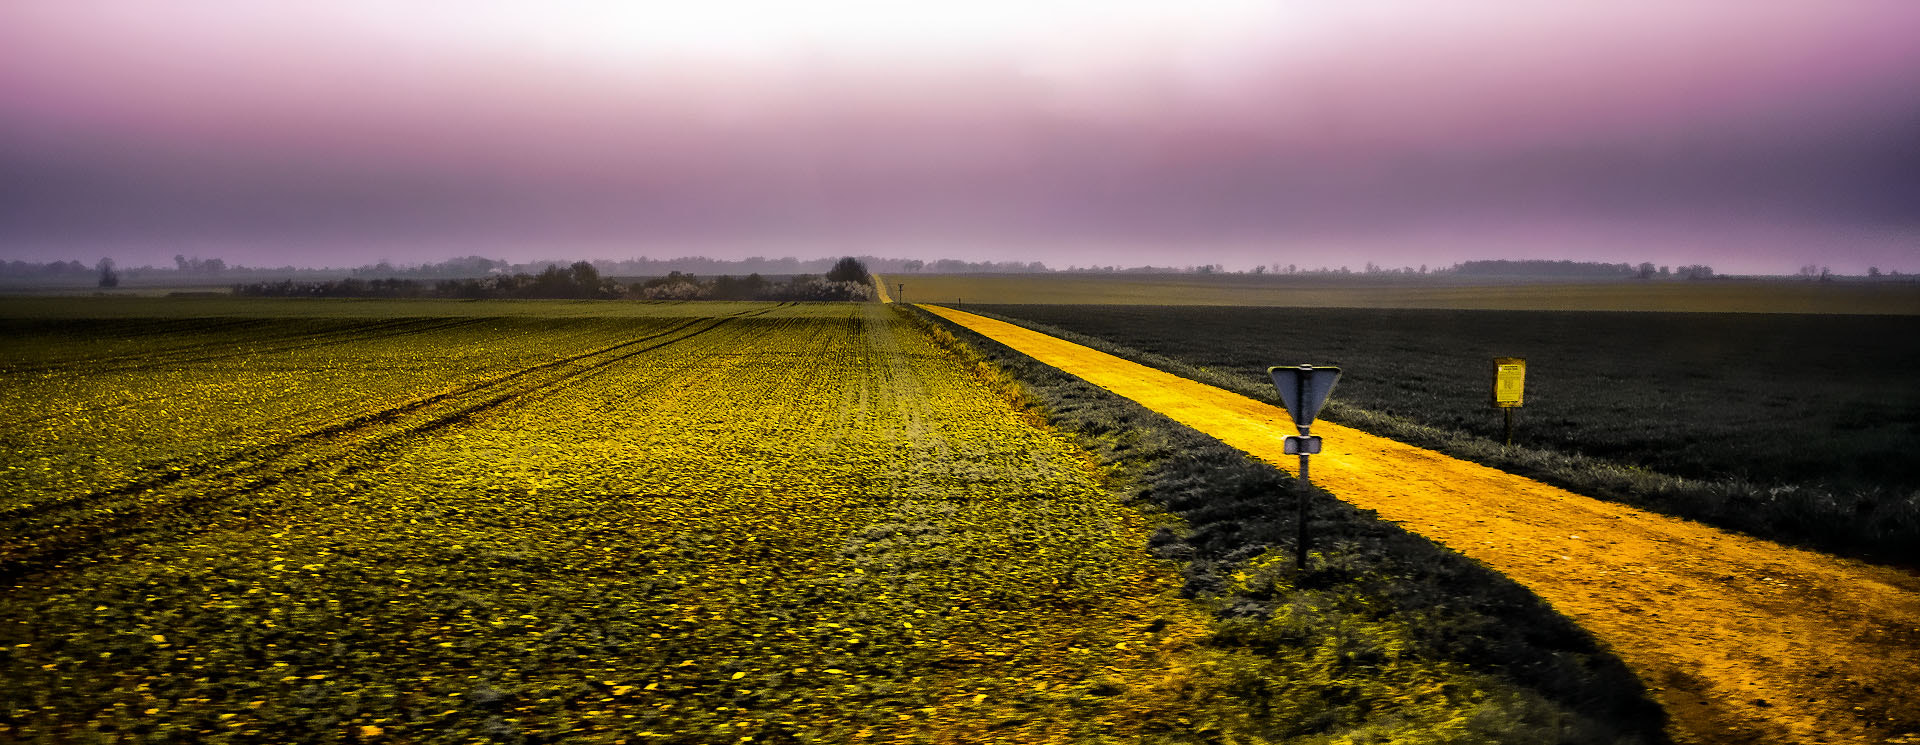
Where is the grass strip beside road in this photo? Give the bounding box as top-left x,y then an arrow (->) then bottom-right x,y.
961,303 -> 1920,567
906,306 -> 1667,744
921,303 -> 1920,745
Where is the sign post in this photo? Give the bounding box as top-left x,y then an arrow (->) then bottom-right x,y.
1491,357 -> 1525,446
897,283 -> 905,304
1269,364 -> 1341,569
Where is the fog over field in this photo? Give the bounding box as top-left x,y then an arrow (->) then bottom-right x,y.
3,2 -> 1918,274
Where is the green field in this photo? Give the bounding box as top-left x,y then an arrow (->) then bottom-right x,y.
883,273 -> 1920,314
3,301 -> 1203,740
0,297 -> 1663,743
967,303 -> 1920,565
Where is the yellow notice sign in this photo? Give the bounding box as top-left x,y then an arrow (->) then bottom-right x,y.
1492,358 -> 1526,408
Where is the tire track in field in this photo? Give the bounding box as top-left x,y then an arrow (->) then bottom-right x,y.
1,316 -> 707,517
921,304 -> 1920,745
0,316 -> 741,583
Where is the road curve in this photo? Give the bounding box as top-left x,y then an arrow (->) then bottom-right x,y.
921,304 -> 1920,745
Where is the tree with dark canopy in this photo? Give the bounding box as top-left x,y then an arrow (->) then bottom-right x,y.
825,257 -> 870,284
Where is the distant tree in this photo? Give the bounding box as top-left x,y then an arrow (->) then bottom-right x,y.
96,258 -> 119,288
569,261 -> 599,286
1819,266 -> 1833,282
825,257 -> 870,284
534,264 -> 571,295
902,259 -> 924,272
1869,266 -> 1882,277
173,254 -> 226,275
709,273 -> 770,300
1636,262 -> 1656,279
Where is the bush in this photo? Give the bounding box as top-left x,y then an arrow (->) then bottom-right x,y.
826,257 -> 871,284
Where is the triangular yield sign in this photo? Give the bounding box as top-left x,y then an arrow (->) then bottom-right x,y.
1269,364 -> 1341,430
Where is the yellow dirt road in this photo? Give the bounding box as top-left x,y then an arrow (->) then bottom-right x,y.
922,304 -> 1920,745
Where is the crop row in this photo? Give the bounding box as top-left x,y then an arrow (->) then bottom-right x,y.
2,303 -> 1218,742
0,310 -> 797,579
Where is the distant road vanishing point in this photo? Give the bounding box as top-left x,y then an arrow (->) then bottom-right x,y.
920,303 -> 1920,745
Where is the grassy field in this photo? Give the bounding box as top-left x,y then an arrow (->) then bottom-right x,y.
2,301 -> 1203,741
963,304 -> 1920,566
882,273 -> 1920,314
0,297 -> 1664,743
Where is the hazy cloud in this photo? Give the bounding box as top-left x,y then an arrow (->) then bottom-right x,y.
3,1 -> 1917,271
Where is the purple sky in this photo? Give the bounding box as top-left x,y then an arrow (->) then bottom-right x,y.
3,2 -> 1917,273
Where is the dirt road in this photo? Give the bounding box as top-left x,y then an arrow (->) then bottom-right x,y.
923,305 -> 1920,745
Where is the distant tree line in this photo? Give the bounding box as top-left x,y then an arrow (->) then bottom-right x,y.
1453,260 -> 1639,277
1432,260 -> 1730,280
10,253 -> 1916,285
233,260 -> 874,301
2,260 -> 95,278
172,254 -> 228,275
630,259 -> 870,301
631,273 -> 871,301
234,262 -> 621,299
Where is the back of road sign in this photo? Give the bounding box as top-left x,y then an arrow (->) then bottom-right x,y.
1269,365 -> 1341,429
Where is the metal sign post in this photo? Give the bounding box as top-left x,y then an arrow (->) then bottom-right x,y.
1269,364 -> 1341,569
1492,357 -> 1525,446
897,283 -> 904,304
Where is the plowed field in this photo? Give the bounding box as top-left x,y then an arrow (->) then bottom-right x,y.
922,304 -> 1920,745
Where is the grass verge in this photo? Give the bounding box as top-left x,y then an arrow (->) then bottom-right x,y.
901,305 -> 1669,745
946,306 -> 1920,568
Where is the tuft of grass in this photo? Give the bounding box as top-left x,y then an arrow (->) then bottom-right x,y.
901,305 -> 1669,745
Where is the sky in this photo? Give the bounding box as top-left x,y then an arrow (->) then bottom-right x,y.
2,1 -> 1917,273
